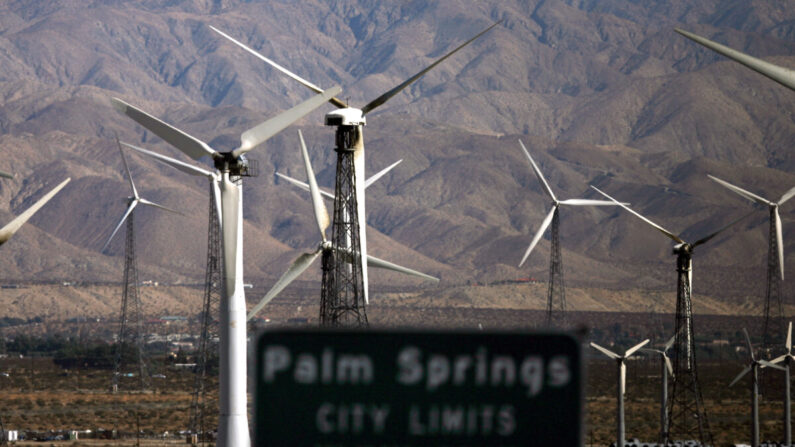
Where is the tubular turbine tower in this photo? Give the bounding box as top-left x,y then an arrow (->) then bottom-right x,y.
0,173 -> 68,447
211,21 -> 499,320
112,87 -> 338,447
593,186 -> 751,445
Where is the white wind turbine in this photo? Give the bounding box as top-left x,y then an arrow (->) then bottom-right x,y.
211,21 -> 499,305
730,328 -> 784,447
247,130 -> 438,320
707,175 -> 795,348
102,141 -> 182,252
111,86 -> 340,447
708,175 -> 795,282
591,338 -> 650,447
642,332 -> 677,443
516,140 -> 622,325
592,185 -> 750,443
675,28 -> 795,92
769,321 -> 795,446
0,177 -> 70,246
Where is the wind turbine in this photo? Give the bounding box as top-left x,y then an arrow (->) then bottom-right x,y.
210,21 -> 500,309
0,177 -> 70,246
730,328 -> 784,447
591,186 -> 750,444
708,175 -> 795,349
675,28 -> 795,92
247,130 -> 438,321
642,332 -> 677,444
111,86 -> 339,447
103,141 -> 182,393
117,140 -> 222,440
516,140 -> 622,327
590,338 -> 649,447
770,321 -> 795,446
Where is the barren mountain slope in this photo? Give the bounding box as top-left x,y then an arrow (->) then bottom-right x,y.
0,0 -> 792,319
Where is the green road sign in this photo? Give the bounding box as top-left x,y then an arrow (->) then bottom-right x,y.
255,329 -> 582,446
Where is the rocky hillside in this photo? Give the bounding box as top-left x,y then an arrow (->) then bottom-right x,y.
0,0 -> 793,316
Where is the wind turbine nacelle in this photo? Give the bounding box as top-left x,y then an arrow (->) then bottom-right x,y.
325,108 -> 366,127
672,243 -> 691,255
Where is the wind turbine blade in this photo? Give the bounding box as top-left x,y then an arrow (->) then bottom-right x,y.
0,170 -> 13,179
209,25 -> 347,109
518,140 -> 556,202
778,185 -> 795,206
591,186 -> 685,244
0,178 -> 70,246
102,200 -> 137,253
675,28 -> 795,92
620,362 -> 626,396
111,98 -> 217,161
234,86 -> 342,156
775,207 -> 785,280
138,198 -> 184,216
121,142 -> 216,178
692,210 -> 754,248
367,254 -> 439,282
360,21 -> 501,115
707,175 -> 772,206
743,328 -> 755,361
212,180 -> 222,229
625,339 -> 650,358
665,356 -> 674,378
729,365 -> 752,387
246,250 -> 321,321
364,159 -> 403,189
787,321 -> 792,353
590,342 -> 620,360
559,199 -> 627,206
519,206 -> 556,267
275,172 -> 335,200
117,137 -> 138,199
298,130 -> 330,241
771,354 -> 788,365
760,360 -> 786,371
664,331 -> 678,352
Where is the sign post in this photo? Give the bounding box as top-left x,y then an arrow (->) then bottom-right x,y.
255,329 -> 582,446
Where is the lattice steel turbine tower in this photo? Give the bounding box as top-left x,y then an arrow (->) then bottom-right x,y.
245,131 -> 437,325
593,186 -> 750,445
189,185 -> 222,442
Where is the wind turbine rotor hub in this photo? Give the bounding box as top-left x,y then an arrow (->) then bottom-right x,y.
673,243 -> 692,255
325,108 -> 366,127
214,152 -> 255,177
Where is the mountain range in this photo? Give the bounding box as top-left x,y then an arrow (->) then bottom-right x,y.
0,0 -> 793,320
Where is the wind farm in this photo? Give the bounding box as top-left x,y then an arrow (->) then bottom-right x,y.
0,1 -> 794,446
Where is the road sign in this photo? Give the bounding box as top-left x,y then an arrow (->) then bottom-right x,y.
255,329 -> 582,446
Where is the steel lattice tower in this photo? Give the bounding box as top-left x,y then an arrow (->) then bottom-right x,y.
761,207 -> 784,356
666,248 -> 713,445
112,214 -> 148,392
0,413 -> 6,446
319,126 -> 368,327
546,211 -> 566,328
189,191 -> 222,442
